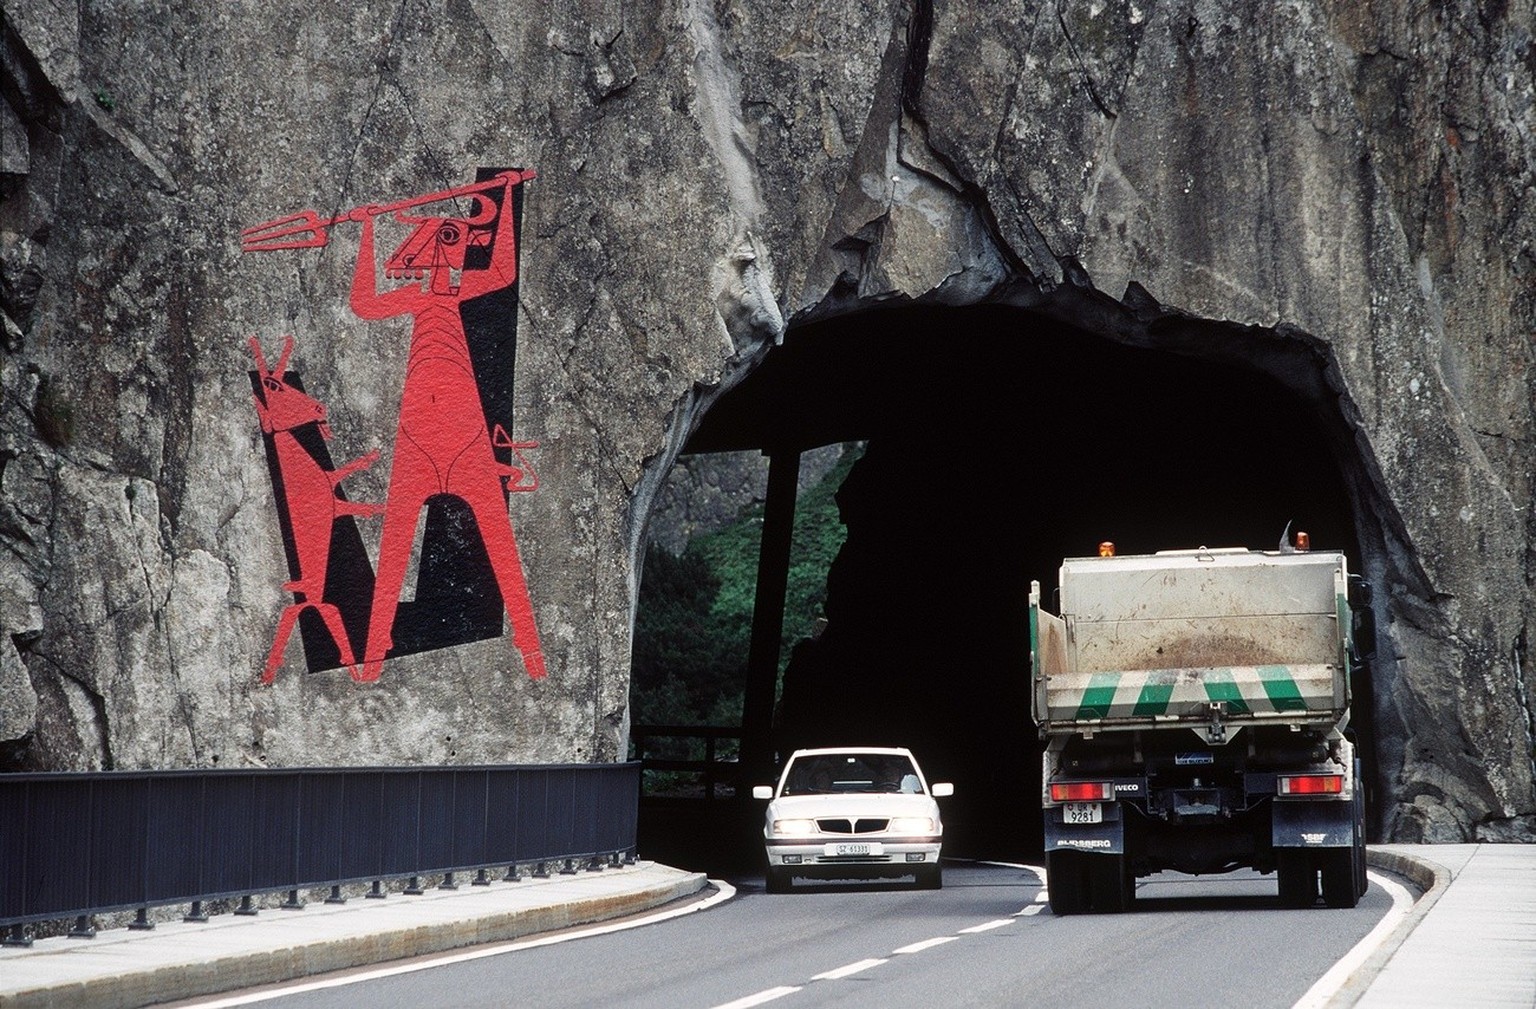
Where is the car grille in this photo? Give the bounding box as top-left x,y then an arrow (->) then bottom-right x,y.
816,818 -> 890,834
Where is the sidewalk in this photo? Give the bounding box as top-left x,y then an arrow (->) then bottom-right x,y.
0,846 -> 1529,1008
0,861 -> 708,1009
1340,844 -> 1536,1008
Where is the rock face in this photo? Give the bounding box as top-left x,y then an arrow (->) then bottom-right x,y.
0,1 -> 1530,841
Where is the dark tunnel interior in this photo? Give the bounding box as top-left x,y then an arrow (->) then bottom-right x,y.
640,303 -> 1371,872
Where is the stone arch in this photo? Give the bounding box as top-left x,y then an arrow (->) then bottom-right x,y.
652,292 -> 1411,860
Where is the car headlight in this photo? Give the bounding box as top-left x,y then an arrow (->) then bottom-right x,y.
771,818 -> 818,837
888,817 -> 936,834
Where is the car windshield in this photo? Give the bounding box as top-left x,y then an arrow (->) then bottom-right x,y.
781,753 -> 922,795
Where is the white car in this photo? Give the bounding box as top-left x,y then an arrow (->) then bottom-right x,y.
753,746 -> 953,893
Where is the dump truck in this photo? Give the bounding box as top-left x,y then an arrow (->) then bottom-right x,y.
1029,540 -> 1371,913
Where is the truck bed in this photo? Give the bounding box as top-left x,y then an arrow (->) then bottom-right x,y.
1031,549 -> 1350,735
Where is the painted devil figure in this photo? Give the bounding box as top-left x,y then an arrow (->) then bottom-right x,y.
344,172 -> 545,681
243,169 -> 546,684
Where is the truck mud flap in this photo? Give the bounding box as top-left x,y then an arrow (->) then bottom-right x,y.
1044,803 -> 1125,855
1271,799 -> 1354,848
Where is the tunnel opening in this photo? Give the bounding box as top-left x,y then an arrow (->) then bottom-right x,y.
637,301 -> 1375,871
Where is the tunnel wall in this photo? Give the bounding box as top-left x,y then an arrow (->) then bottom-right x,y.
0,2 -> 1529,840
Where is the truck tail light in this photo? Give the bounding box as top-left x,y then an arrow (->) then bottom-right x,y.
1050,780 -> 1113,802
1277,773 -> 1343,795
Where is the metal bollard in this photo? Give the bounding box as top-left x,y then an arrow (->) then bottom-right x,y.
505,864 -> 523,882
129,907 -> 155,930
325,885 -> 347,904
404,876 -> 424,895
235,895 -> 259,916
366,880 -> 387,899
281,889 -> 305,910
473,869 -> 491,886
439,872 -> 458,890
185,901 -> 209,922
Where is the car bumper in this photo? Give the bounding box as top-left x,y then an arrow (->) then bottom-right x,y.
765,836 -> 942,872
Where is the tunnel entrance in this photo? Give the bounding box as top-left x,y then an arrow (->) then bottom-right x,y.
640,302 -> 1371,869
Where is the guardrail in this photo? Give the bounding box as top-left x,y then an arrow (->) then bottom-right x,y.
0,762 -> 639,945
630,725 -> 741,800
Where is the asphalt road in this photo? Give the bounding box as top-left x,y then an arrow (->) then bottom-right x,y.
206,862 -> 1397,1009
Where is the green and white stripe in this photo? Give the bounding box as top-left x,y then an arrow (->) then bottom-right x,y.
1049,664 -> 1337,723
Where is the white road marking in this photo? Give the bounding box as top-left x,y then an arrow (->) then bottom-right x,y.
711,986 -> 804,1009
1289,870 -> 1414,1009
811,958 -> 888,981
185,879 -> 739,1007
958,919 -> 1015,933
893,936 -> 960,953
716,862 -> 1048,1008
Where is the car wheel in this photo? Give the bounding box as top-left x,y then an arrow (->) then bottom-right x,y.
765,866 -> 791,894
916,863 -> 943,890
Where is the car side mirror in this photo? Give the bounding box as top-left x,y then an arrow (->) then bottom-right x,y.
931,782 -> 954,797
752,785 -> 773,800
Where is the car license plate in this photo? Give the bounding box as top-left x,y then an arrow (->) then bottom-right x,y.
826,842 -> 882,857
1064,802 -> 1103,824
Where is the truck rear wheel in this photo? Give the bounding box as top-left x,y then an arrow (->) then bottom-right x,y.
1321,847 -> 1361,908
1046,850 -> 1089,914
1088,854 -> 1132,913
1049,850 -> 1131,914
1277,850 -> 1318,908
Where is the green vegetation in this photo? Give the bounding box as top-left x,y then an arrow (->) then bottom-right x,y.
630,444 -> 861,732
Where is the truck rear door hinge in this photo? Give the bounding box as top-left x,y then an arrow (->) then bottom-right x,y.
1204,701 -> 1227,744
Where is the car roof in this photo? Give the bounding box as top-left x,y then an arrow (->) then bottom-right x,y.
787,746 -> 916,758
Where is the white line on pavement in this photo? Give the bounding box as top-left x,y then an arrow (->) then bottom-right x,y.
711,986 -> 804,1009
186,879 -> 739,1007
1289,870 -> 1414,1009
958,919 -> 1015,933
893,936 -> 960,954
811,958 -> 889,981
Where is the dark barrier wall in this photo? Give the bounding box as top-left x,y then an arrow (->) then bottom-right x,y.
0,763 -> 640,928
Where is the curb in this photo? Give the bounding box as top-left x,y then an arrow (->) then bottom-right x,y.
1320,847 -> 1453,1008
5,866 -> 710,1009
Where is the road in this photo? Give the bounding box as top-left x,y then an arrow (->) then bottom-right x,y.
193,862 -> 1399,1009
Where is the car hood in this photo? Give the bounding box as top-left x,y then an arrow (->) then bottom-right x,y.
767,793 -> 941,820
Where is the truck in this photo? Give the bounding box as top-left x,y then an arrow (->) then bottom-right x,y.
1029,540 -> 1371,913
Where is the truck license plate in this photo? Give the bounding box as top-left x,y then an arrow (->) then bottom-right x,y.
1064,802 -> 1103,825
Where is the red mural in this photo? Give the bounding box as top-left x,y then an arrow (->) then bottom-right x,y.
243,169 -> 546,683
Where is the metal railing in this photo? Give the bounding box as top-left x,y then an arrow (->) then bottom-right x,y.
630,725 -> 742,800
0,762 -> 639,944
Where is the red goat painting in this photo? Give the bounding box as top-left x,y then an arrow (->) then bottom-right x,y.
249,335 -> 381,683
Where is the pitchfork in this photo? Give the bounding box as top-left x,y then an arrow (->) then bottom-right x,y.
241,170 -> 537,253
